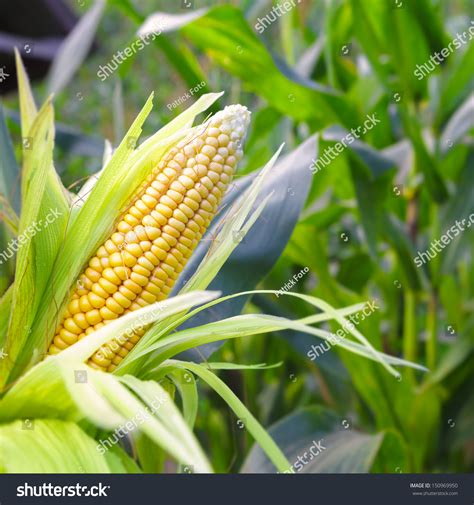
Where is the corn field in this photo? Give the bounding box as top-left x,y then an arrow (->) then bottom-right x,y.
0,0 -> 472,503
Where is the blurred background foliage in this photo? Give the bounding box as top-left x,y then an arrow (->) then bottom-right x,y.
0,0 -> 473,473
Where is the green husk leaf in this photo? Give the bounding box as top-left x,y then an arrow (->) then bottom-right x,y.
0,419 -> 112,473
0,99 -> 55,387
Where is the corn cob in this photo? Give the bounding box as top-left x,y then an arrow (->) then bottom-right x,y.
48,104 -> 250,372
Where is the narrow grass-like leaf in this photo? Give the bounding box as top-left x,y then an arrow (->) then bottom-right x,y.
440,94 -> 474,153
166,359 -> 291,473
47,0 -> 106,95
119,375 -> 211,472
0,286 -> 12,348
14,49 -> 37,137
1,100 -> 55,387
174,136 -> 317,360
0,105 -> 20,213
95,373 -> 212,472
167,369 -> 198,429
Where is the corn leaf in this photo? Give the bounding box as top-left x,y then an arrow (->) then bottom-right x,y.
173,5 -> 357,127
0,105 -> 20,213
242,406 -> 409,473
166,359 -> 291,473
0,357 -> 124,426
0,292 -> 217,471
2,54 -> 70,385
0,285 -> 12,349
167,369 -> 198,429
121,289 -> 425,379
0,100 -> 55,387
0,419 -> 112,473
59,291 -> 220,363
47,0 -> 106,95
129,307 -> 425,376
14,49 -> 37,136
118,375 -> 210,472
0,106 -> 18,295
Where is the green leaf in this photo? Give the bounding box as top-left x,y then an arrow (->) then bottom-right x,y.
446,383 -> 474,453
111,375 -> 212,472
0,357 -> 122,426
437,42 -> 474,125
167,359 -> 291,473
1,99 -> 55,386
1,312 -> 214,472
2,53 -> 70,385
47,0 -> 106,95
394,387 -> 442,471
135,433 -> 166,473
424,334 -> 473,386
111,2 -> 210,95
241,406 -> 408,473
178,6 -> 357,127
0,106 -> 19,295
440,94 -> 474,153
438,155 -> 474,276
336,252 -> 374,293
14,49 -> 37,137
0,286 -> 12,348
350,0 -> 435,98
167,369 -> 198,429
406,0 -> 449,53
105,444 -> 143,474
3,107 -> 104,159
398,105 -> 448,203
0,419 -> 111,473
348,149 -> 393,258
0,105 -> 20,213
60,291 -> 220,364
380,213 -> 423,292
126,290 -> 424,378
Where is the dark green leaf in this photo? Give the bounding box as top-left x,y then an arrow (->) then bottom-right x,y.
241,406 -> 405,473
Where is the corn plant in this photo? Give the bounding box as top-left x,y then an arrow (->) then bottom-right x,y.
0,52 -> 425,474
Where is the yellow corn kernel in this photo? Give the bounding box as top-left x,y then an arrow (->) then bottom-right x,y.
48,104 -> 250,371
